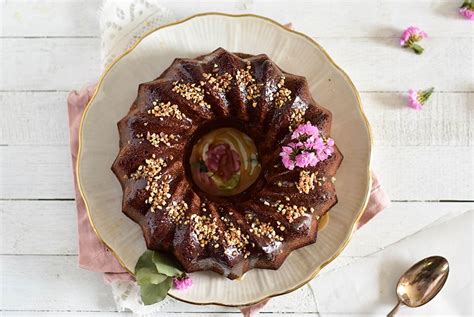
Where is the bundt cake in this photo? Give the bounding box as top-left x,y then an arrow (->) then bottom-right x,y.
112,48 -> 343,279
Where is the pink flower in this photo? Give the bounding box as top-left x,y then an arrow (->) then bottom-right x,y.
173,274 -> 192,290
295,152 -> 317,168
292,121 -> 319,140
280,143 -> 299,170
205,143 -> 240,181
407,87 -> 435,110
280,122 -> 334,170
459,1 -> 474,20
400,26 -> 428,54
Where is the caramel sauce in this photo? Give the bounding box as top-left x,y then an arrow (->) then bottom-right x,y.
318,213 -> 329,231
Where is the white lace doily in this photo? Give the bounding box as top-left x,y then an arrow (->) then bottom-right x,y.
99,0 -> 175,69
110,280 -> 177,316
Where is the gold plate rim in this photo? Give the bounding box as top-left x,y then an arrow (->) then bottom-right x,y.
76,12 -> 373,307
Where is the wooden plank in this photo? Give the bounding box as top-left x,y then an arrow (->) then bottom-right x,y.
1,37 -> 472,92
1,145 -> 472,200
360,92 -> 473,147
0,145 -> 75,199
0,38 -> 101,91
1,200 -> 78,255
2,0 -> 471,38
1,0 -> 101,37
316,37 -> 473,93
0,92 -> 70,146
2,200 -> 471,256
372,146 -> 473,201
1,203 -> 470,313
1,92 -> 471,147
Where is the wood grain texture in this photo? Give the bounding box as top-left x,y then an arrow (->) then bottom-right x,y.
0,203 -> 470,313
361,92 -> 473,147
1,37 -> 472,91
0,38 -> 101,91
1,200 -> 78,255
2,0 -> 471,38
372,146 -> 473,201
0,145 -> 74,199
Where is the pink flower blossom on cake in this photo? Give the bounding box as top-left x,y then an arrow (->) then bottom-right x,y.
280,122 -> 335,170
291,121 -> 319,140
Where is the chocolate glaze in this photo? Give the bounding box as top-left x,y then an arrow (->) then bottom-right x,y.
111,48 -> 343,279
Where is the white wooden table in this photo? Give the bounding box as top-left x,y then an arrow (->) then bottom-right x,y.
1,1 -> 473,316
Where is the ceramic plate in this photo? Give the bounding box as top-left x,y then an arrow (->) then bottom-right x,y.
77,13 -> 372,306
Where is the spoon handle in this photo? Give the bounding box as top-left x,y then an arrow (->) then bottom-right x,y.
387,300 -> 403,317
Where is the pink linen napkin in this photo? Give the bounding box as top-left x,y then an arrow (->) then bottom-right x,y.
68,85 -> 389,314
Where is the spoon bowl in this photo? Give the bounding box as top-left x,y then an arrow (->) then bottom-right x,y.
387,256 -> 449,316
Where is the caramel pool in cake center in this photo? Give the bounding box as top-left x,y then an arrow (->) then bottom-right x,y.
189,127 -> 261,196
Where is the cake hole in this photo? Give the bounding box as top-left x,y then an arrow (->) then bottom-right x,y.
189,127 -> 261,197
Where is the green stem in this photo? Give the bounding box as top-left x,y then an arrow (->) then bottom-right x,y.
419,87 -> 435,103
461,0 -> 472,9
410,43 -> 424,55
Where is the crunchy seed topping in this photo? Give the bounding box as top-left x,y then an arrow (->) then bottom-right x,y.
147,175 -> 171,212
276,203 -> 308,223
131,155 -> 171,213
296,170 -> 317,194
250,217 -> 284,242
236,63 -> 261,108
148,101 -> 186,120
166,201 -> 188,223
220,216 -> 250,257
271,76 -> 292,108
202,72 -> 232,93
146,131 -> 177,147
289,107 -> 306,131
131,154 -> 166,180
190,214 -> 218,248
316,175 -> 327,187
172,80 -> 211,109
276,180 -> 294,188
259,197 -> 310,223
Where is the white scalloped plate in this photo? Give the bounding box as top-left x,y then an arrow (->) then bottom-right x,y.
77,13 -> 372,306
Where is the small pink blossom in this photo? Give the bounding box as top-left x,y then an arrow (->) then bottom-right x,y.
173,274 -> 192,290
407,87 -> 435,110
400,26 -> 428,54
280,122 -> 334,170
459,1 -> 474,20
295,152 -> 316,168
280,143 -> 299,170
292,122 -> 319,140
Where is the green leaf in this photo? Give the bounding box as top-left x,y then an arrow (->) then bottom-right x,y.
140,277 -> 172,305
135,250 -> 157,274
136,267 -> 168,285
152,252 -> 183,277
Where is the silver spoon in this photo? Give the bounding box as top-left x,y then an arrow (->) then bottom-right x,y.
387,256 -> 449,316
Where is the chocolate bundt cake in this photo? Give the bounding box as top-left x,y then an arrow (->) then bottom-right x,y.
112,48 -> 343,279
